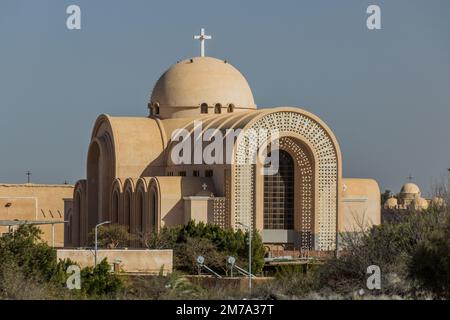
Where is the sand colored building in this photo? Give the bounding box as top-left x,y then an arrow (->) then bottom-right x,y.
0,184 -> 74,247
67,54 -> 381,252
383,182 -> 444,212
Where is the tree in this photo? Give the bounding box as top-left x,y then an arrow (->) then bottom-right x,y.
381,189 -> 393,205
88,224 -> 134,248
144,221 -> 266,275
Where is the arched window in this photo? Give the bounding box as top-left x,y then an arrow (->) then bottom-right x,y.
150,102 -> 159,116
201,103 -> 209,114
137,192 -> 144,234
215,103 -> 222,114
227,104 -> 235,113
124,191 -> 131,227
112,191 -> 119,223
150,189 -> 157,232
264,150 -> 294,230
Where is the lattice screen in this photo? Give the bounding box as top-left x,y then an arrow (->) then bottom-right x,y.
233,111 -> 339,250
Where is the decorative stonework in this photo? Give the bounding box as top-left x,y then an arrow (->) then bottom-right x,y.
233,111 -> 339,250
211,197 -> 227,228
279,137 -> 314,249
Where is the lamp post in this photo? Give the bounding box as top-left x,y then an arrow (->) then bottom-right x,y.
95,221 -> 111,266
237,222 -> 252,294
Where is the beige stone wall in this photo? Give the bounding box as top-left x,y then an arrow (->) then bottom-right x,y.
0,184 -> 74,247
57,249 -> 173,274
340,178 -> 381,233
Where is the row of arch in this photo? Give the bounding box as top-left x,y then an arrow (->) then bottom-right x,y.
110,177 -> 160,239
70,177 -> 160,247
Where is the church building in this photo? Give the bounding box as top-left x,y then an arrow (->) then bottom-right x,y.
67,31 -> 381,251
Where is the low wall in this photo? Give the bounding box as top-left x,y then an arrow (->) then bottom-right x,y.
57,249 -> 173,275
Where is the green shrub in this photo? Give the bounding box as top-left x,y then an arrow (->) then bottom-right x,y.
409,215 -> 450,299
80,259 -> 124,297
88,224 -> 135,248
144,221 -> 266,274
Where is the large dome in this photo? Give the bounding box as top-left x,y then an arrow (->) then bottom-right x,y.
400,183 -> 421,195
150,57 -> 256,118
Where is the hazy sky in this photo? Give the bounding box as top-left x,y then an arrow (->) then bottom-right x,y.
1,0 -> 449,196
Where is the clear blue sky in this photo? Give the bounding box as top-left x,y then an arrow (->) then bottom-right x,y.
1,0 -> 449,195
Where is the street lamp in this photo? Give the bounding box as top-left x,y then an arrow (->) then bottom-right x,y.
95,221 -> 111,266
237,221 -> 252,294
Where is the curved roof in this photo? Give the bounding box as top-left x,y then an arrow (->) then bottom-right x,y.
150,57 -> 256,117
164,107 -> 342,167
91,115 -> 166,179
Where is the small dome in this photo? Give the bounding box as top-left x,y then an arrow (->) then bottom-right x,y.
431,197 -> 445,207
410,197 -> 429,211
400,183 -> 421,195
150,57 -> 256,118
384,197 -> 398,209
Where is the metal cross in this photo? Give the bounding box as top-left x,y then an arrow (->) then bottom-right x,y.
193,28 -> 212,57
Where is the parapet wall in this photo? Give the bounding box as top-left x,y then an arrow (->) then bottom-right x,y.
57,249 -> 173,274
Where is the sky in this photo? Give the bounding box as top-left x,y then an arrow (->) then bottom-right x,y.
0,0 -> 449,196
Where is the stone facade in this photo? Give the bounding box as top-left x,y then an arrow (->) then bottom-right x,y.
68,56 -> 381,251
0,184 -> 74,247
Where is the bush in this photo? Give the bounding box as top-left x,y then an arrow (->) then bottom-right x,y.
409,214 -> 450,299
88,224 -> 135,248
317,206 -> 450,297
80,259 -> 124,297
144,221 -> 266,275
0,225 -> 63,283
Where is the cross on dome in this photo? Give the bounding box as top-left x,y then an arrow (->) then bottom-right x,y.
193,28 -> 212,57
202,183 -> 208,191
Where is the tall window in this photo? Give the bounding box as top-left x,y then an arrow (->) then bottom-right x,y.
137,192 -> 145,234
227,104 -> 235,113
112,192 -> 119,223
201,103 -> 209,114
124,191 -> 131,227
264,150 -> 294,229
215,103 -> 222,114
150,190 -> 157,232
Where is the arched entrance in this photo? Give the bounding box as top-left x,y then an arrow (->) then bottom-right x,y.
233,110 -> 340,251
262,139 -> 315,250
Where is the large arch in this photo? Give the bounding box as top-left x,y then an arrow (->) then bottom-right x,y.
231,108 -> 342,251
87,140 -> 101,235
258,136 -> 315,249
86,133 -> 114,233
